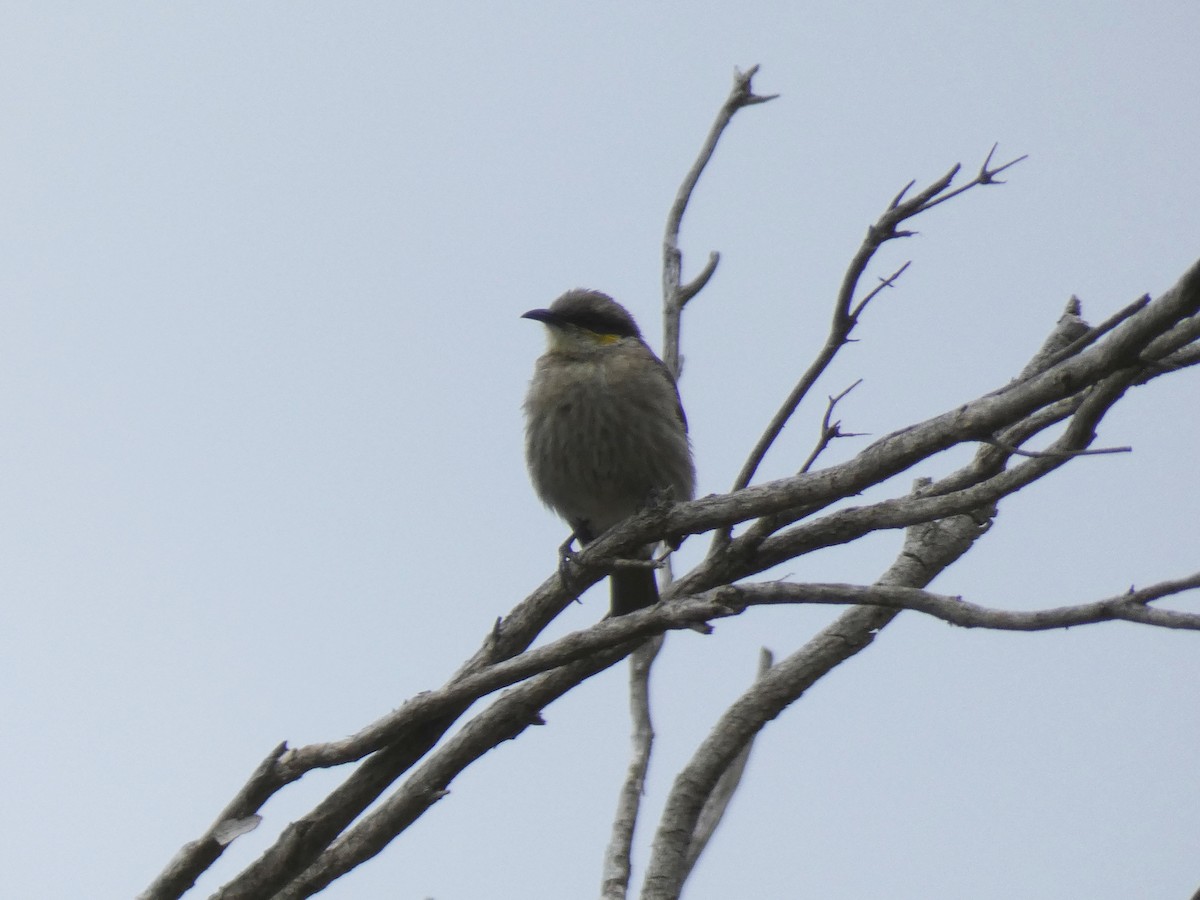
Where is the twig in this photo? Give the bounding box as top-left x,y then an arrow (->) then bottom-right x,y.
915,144 -> 1027,214
721,262 -> 906,522
800,380 -> 865,473
736,359 -> 1143,581
600,636 -> 664,900
736,380 -> 864,549
682,648 -> 773,873
850,261 -> 911,319
634,256 -> 1200,579
708,573 -> 1200,631
725,147 -> 1026,519
662,64 -> 777,375
979,437 -> 1132,459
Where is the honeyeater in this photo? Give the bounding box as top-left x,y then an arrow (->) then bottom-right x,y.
522,289 -> 695,615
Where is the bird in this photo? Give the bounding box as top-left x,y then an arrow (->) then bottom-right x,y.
522,289 -> 696,616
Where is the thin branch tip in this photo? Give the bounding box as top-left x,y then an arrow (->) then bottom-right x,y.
984,437 -> 1133,459
890,179 -> 917,209
745,92 -> 781,106
732,64 -> 778,105
980,146 -> 1028,182
680,251 -> 721,305
757,647 -> 775,672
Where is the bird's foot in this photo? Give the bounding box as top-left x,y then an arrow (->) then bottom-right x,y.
556,533 -> 585,596
558,530 -> 662,586
644,489 -> 688,551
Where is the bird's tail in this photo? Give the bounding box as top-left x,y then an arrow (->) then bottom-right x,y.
609,555 -> 659,616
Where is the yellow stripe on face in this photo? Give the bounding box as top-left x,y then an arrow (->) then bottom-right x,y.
547,327 -> 624,353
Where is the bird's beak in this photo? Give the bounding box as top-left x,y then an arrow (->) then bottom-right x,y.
521,308 -> 558,325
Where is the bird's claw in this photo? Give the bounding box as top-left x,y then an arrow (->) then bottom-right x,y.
557,534 -> 583,593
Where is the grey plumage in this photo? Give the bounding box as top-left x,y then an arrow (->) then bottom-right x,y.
522,289 -> 695,615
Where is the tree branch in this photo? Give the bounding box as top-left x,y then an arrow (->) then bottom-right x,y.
600,637 -> 664,900
138,111 -> 1200,897
681,648 -> 773,875
725,148 -> 1028,514
639,256 -> 1200,567
259,641 -> 642,900
662,64 -> 777,375
643,485 -> 994,899
708,575 -> 1200,631
598,67 -> 776,899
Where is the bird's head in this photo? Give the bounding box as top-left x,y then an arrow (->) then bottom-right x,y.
522,289 -> 643,354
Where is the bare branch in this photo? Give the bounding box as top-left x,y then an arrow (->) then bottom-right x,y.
1015,295 -> 1090,380
799,380 -> 864,473
183,256 -> 1198,900
727,364 -> 1142,585
644,489 -> 994,899
140,566 -> 611,900
849,261 -> 910,319
918,144 -> 1028,213
681,649 -> 773,875
737,380 -> 864,549
679,251 -> 720,307
137,744 -> 288,900
596,68 -> 775,900
138,115 -> 1200,897
265,641 -> 642,900
601,637 -> 664,900
644,255 -> 1200,571
192,290 -> 1185,900
672,294 -> 1200,609
726,148 -> 1027,508
662,65 -> 777,374
712,574 -> 1200,631
979,437 -> 1132,459
1039,293 -> 1152,371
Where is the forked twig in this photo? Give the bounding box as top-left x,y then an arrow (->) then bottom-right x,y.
724,147 -> 1028,530
662,65 -> 778,375
799,380 -> 865,474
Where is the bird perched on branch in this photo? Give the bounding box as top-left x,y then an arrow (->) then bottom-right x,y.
522,289 -> 696,616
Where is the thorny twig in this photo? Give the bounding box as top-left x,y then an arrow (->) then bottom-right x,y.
725,148 -> 1028,524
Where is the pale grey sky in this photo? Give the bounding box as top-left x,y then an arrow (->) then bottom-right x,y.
2,3 -> 1198,899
